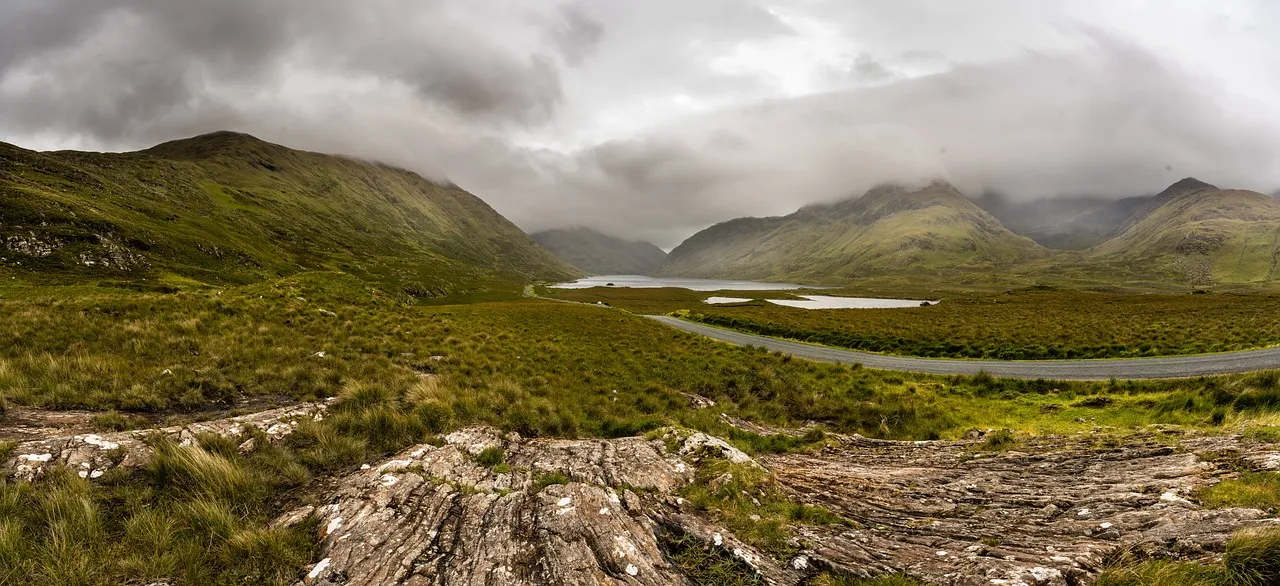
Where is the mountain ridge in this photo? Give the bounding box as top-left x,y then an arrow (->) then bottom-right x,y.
0,132 -> 579,294
659,181 -> 1046,281
530,227 -> 667,275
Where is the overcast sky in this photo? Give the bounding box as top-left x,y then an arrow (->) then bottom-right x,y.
3,1 -> 1280,247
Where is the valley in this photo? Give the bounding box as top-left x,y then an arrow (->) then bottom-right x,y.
2,135 -> 1279,586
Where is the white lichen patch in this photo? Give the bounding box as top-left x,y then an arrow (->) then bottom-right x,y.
18,454 -> 53,463
380,474 -> 400,487
557,496 -> 573,507
326,517 -> 344,536
78,434 -> 120,450
625,564 -> 639,576
377,459 -> 414,473
307,557 -> 332,581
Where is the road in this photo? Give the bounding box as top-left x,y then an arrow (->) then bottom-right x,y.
646,315 -> 1280,380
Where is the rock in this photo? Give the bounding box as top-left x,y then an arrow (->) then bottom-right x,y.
2,401 -> 330,480
317,309 -> 338,318
283,427 -> 794,586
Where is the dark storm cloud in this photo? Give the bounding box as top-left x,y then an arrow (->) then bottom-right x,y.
0,0 -> 571,144
548,4 -> 606,67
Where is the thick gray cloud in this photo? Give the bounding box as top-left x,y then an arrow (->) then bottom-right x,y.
2,1 -> 1280,248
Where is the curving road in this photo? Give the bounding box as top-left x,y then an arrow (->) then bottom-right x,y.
647,315 -> 1280,380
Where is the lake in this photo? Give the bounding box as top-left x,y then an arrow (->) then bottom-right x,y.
705,294 -> 933,309
552,275 -> 809,291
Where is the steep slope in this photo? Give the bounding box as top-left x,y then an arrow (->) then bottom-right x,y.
1092,178 -> 1280,285
660,182 -> 1046,281
972,192 -> 1154,250
531,227 -> 667,275
0,131 -> 577,293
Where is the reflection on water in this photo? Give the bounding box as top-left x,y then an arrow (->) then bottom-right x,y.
552,275 -> 808,291
766,295 -> 933,309
703,295 -> 934,309
703,296 -> 753,304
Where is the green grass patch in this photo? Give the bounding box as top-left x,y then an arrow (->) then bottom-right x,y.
680,459 -> 846,558
1197,473 -> 1280,510
1098,526 -> 1280,586
531,473 -> 570,493
680,289 -> 1280,360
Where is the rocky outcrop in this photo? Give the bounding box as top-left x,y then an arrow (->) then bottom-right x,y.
1,400 -> 330,481
5,407 -> 1277,585
764,431 -> 1279,585
282,427 -> 1278,586
278,427 -> 798,586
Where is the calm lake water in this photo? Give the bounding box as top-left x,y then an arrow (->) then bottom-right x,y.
705,294 -> 933,309
552,275 -> 809,291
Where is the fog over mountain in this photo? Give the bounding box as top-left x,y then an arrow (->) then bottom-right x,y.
3,1 -> 1280,248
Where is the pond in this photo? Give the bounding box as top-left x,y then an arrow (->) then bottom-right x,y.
704,295 -> 934,309
552,275 -> 809,291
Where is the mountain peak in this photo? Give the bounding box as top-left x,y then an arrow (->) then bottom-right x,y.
1162,177 -> 1217,195
140,131 -> 285,162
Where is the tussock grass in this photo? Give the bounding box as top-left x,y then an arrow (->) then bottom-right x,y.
681,459 -> 846,557
1099,527 -> 1280,586
0,437 -> 318,585
5,275 -> 1280,582
1197,473 -> 1280,510
810,574 -> 926,586
682,289 -> 1280,360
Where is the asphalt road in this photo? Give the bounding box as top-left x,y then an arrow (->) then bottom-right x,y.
647,315 -> 1280,380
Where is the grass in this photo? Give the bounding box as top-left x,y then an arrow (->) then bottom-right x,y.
1197,473 -> 1280,511
0,447 -> 317,586
1099,527 -> 1280,586
5,274 -> 1280,444
5,273 -> 1280,583
680,459 -> 846,558
809,575 -> 926,586
660,529 -> 764,586
679,288 -> 1280,359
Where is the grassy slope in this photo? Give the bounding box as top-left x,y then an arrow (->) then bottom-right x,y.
0,131 -> 578,295
4,275 -> 1280,584
659,182 -> 1046,283
531,227 -> 667,275
1091,180 -> 1280,286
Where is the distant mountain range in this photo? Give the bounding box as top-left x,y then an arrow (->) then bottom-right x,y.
0,131 -> 577,294
5,131 -> 1279,291
659,181 -> 1046,281
531,227 -> 666,275
660,178 -> 1280,287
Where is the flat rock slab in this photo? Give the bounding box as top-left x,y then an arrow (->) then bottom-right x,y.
286,427 -> 1279,586
765,433 -> 1280,585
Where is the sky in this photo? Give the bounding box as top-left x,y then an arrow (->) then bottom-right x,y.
2,1 -> 1280,248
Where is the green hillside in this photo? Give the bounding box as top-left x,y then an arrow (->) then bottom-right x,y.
0,132 -> 577,295
659,181 -> 1047,282
531,227 -> 667,275
1091,178 -> 1280,285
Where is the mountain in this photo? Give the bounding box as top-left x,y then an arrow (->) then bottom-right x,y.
530,227 -> 667,275
971,192 -> 1154,250
1091,178 -> 1280,285
659,181 -> 1046,282
0,131 -> 578,294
